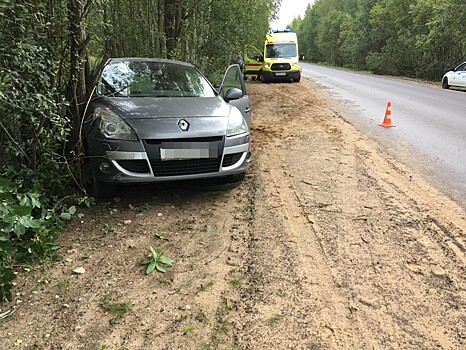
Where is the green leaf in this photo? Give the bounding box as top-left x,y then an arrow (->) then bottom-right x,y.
31,197 -> 41,208
146,261 -> 156,274
68,206 -> 76,215
159,257 -> 174,266
149,246 -> 157,257
60,212 -> 71,221
155,263 -> 166,273
14,223 -> 26,236
19,217 -> 41,229
12,205 -> 31,216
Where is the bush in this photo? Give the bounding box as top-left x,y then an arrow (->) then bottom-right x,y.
0,178 -> 69,302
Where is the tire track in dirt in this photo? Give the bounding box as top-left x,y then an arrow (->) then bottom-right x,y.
234,80 -> 466,349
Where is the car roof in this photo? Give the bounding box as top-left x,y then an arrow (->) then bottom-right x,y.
107,57 -> 195,68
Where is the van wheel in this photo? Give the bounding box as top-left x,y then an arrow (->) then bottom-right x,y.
442,77 -> 449,89
293,73 -> 301,82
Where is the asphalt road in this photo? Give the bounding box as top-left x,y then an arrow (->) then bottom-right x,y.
301,62 -> 466,208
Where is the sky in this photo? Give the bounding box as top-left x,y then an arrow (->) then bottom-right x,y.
270,0 -> 315,30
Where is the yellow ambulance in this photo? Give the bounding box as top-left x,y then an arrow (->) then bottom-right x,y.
244,29 -> 301,83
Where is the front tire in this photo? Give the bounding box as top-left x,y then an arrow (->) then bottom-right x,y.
442,77 -> 450,89
91,178 -> 117,198
293,73 -> 301,83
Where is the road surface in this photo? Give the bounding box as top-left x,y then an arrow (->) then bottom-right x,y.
302,62 -> 466,208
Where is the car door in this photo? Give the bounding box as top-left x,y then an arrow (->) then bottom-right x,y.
219,64 -> 252,127
457,63 -> 466,87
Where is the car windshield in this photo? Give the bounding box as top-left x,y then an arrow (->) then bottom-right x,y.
265,44 -> 297,58
97,60 -> 216,98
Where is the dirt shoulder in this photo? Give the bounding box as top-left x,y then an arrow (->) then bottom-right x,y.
1,79 -> 465,350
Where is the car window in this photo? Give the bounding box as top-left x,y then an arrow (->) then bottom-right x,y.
456,63 -> 466,71
219,65 -> 246,99
97,61 -> 216,98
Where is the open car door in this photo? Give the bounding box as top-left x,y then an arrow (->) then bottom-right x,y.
219,64 -> 252,127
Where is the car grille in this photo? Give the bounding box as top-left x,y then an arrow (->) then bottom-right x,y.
116,160 -> 150,173
144,136 -> 224,177
222,153 -> 243,167
271,63 -> 291,71
149,158 -> 221,176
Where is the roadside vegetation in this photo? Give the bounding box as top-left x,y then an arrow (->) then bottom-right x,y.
0,0 -> 280,303
289,0 -> 465,80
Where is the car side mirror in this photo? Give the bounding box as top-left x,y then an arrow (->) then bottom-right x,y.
223,87 -> 243,102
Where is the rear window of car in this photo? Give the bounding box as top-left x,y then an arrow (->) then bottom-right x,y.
97,60 -> 216,98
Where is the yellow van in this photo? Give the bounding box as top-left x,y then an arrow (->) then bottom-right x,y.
244,29 -> 301,83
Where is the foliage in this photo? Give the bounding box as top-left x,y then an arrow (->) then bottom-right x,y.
0,178 -> 64,302
140,246 -> 174,274
101,291 -> 131,325
294,0 -> 465,80
0,0 -> 278,303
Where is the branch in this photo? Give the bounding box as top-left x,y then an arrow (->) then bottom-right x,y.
0,121 -> 30,163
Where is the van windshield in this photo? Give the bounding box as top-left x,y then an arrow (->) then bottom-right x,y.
265,44 -> 297,58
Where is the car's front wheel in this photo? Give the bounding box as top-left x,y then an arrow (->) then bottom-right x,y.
442,77 -> 450,89
293,73 -> 301,83
91,178 -> 117,198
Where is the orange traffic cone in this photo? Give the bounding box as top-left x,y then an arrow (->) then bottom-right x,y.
379,102 -> 395,128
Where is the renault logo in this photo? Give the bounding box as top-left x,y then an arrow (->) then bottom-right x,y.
178,119 -> 189,131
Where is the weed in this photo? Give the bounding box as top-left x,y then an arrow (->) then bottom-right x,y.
53,277 -> 72,294
183,325 -> 195,334
177,314 -> 189,322
268,314 -> 284,326
80,251 -> 90,259
243,205 -> 253,221
135,203 -> 152,212
221,298 -> 237,311
157,275 -> 172,285
140,246 -> 173,274
229,279 -> 241,287
102,223 -> 116,234
101,291 -> 131,325
197,280 -> 214,293
213,319 -> 230,335
195,310 -> 209,324
177,220 -> 188,232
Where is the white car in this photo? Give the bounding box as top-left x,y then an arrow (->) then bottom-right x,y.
442,61 -> 466,89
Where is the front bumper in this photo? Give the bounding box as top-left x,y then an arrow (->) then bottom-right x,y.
90,133 -> 251,184
263,69 -> 300,80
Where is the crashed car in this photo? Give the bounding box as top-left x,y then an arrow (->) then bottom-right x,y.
83,58 -> 252,197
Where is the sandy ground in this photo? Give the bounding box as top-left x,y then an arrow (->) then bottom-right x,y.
1,79 -> 465,350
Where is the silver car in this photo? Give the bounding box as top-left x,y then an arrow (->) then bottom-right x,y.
84,58 -> 251,197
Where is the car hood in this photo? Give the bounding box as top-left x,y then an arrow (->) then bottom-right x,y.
95,96 -> 233,139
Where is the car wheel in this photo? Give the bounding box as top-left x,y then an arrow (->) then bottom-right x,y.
91,177 -> 117,198
442,77 -> 450,89
262,74 -> 270,84
293,73 -> 301,83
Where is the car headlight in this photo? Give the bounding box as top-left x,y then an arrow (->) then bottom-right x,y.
227,107 -> 248,137
264,62 -> 271,68
95,107 -> 138,141
292,61 -> 298,66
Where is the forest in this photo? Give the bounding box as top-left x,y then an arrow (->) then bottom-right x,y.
289,0 -> 465,80
0,0 -> 279,302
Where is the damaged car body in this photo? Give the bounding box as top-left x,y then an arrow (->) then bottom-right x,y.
83,58 -> 252,197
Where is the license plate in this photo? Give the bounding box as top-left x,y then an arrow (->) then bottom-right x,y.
160,142 -> 217,160
275,72 -> 286,76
